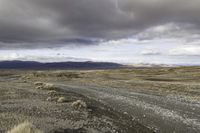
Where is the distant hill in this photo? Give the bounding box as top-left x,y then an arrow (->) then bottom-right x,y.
0,61 -> 123,69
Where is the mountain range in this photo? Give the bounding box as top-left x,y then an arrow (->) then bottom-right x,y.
0,61 -> 123,69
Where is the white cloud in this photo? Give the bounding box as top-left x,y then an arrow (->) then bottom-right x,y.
0,38 -> 200,65
0,52 -> 22,60
141,49 -> 161,55
169,45 -> 200,56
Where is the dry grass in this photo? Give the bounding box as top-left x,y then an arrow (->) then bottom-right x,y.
47,90 -> 57,96
46,97 -> 56,102
31,71 -> 81,79
34,82 -> 44,86
7,122 -> 43,133
34,82 -> 57,90
57,97 -> 66,103
42,83 -> 57,90
71,100 -> 87,109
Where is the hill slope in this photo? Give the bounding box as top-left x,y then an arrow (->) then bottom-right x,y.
0,61 -> 123,69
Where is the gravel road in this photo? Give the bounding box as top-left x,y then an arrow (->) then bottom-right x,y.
57,83 -> 200,133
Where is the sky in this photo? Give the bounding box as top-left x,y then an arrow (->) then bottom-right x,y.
1,0 -> 200,65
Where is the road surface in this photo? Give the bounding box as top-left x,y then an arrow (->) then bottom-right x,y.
56,83 -> 200,133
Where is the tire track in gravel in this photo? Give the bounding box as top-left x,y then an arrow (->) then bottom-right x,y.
56,83 -> 200,133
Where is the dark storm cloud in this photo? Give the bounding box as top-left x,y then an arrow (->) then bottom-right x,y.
1,0 -> 200,48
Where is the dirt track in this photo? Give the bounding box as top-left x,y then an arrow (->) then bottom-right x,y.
56,83 -> 200,133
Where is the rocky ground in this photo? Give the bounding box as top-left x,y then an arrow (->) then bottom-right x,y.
0,67 -> 200,133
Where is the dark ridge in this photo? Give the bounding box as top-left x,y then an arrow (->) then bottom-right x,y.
0,60 -> 124,70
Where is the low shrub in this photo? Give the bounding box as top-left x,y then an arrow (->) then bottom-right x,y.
57,97 -> 66,103
34,82 -> 57,90
71,100 -> 87,110
7,122 -> 43,133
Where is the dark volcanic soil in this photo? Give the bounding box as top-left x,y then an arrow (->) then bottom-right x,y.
0,67 -> 200,133
0,71 -> 153,133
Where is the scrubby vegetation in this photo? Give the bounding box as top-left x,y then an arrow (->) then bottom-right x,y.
31,71 -> 81,79
1,67 -> 200,132
71,100 -> 87,110
34,82 -> 58,90
34,82 -> 44,86
0,71 -> 15,77
57,97 -> 66,103
7,122 -> 43,133
47,90 -> 57,96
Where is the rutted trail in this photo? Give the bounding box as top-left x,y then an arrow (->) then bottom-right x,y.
57,83 -> 200,133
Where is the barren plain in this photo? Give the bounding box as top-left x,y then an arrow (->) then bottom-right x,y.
0,67 -> 200,133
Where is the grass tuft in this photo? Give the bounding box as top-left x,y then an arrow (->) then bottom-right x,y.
34,82 -> 58,90
57,97 -> 66,103
7,122 -> 43,133
71,100 -> 87,110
